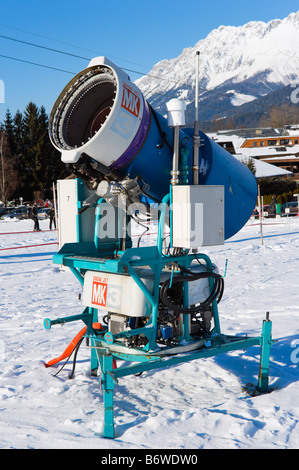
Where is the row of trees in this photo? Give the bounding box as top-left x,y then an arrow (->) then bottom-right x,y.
0,102 -> 67,204
242,157 -> 296,200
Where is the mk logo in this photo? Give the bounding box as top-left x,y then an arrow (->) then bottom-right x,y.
121,84 -> 140,117
92,278 -> 108,306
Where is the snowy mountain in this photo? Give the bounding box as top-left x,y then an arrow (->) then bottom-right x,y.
135,11 -> 299,124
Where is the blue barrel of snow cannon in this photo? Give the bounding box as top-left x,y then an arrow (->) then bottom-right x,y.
49,56 -> 257,240
189,128 -> 258,239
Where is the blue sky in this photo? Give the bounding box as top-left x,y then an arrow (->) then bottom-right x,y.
0,0 -> 298,122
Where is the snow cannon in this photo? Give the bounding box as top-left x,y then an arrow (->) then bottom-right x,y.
45,56 -> 273,440
49,56 -> 257,240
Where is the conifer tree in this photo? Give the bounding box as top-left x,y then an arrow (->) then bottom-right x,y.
0,128 -> 19,204
22,102 -> 44,198
3,110 -> 14,151
1,102 -> 68,201
12,110 -> 25,178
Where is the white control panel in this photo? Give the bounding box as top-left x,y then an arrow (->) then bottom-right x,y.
172,185 -> 225,248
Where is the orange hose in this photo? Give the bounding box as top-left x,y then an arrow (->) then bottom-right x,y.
45,322 -> 103,368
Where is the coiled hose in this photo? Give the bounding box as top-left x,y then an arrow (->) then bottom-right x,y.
159,264 -> 224,314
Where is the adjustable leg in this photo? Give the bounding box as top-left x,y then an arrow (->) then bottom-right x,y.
258,313 -> 273,393
89,308 -> 99,375
101,353 -> 116,438
90,337 -> 99,376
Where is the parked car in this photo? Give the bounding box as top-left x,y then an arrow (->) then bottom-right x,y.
1,207 -> 28,220
281,202 -> 298,216
0,207 -> 16,220
262,205 -> 276,218
0,207 -> 13,218
37,207 -> 50,219
251,205 -> 275,219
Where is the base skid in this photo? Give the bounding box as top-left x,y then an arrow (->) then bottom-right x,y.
46,188 -> 274,439
93,321 -> 273,439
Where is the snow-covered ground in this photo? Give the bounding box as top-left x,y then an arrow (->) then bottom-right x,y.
0,215 -> 299,449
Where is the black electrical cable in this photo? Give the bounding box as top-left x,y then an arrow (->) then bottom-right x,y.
159,265 -> 224,314
0,53 -> 75,74
52,337 -> 85,378
0,34 -> 90,60
136,222 -> 150,248
150,105 -> 173,152
68,337 -> 85,379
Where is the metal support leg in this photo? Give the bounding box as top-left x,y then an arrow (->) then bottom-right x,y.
258,313 -> 273,393
90,339 -> 99,376
101,354 -> 115,439
89,308 -> 99,375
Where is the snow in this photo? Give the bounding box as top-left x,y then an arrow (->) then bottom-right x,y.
209,129 -> 298,178
233,154 -> 292,178
208,133 -> 294,178
225,90 -> 257,107
1,215 -> 299,449
237,145 -> 299,160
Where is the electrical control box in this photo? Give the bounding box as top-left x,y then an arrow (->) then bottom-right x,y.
172,185 -> 225,248
57,178 -> 95,249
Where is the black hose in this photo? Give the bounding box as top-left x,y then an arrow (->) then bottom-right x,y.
69,337 -> 85,379
52,337 -> 85,379
159,265 -> 224,314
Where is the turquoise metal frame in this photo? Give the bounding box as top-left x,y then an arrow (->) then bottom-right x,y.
46,182 -> 274,439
